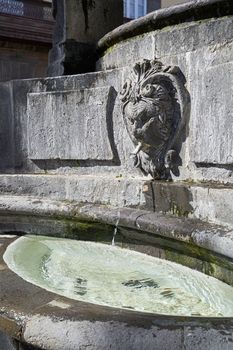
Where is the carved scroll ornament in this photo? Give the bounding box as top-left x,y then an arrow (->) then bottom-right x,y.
121,59 -> 187,180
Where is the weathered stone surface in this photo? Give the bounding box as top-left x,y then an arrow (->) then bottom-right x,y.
151,181 -> 233,227
27,87 -> 114,160
98,14 -> 233,176
23,316 -> 183,350
23,315 -> 233,350
0,2 -> 233,237
1,3 -> 233,349
0,175 -> 147,208
1,174 -> 233,227
4,69 -> 132,173
2,13 -> 233,184
183,326 -> 233,350
1,193 -> 233,260
190,48 -> 233,164
97,34 -> 154,71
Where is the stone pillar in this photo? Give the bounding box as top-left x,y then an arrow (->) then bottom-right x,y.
47,0 -> 123,76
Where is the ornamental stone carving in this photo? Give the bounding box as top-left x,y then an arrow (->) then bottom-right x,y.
121,59 -> 188,180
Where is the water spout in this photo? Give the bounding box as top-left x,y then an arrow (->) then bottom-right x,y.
112,212 -> 120,246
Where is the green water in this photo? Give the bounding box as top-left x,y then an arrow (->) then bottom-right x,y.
4,235 -> 233,317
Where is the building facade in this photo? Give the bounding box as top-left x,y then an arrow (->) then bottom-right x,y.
0,0 -> 53,82
124,0 -> 161,19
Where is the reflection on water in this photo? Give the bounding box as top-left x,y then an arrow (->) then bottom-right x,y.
4,235 -> 233,317
122,278 -> 159,289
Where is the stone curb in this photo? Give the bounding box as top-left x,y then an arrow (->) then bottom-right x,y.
0,195 -> 232,259
98,0 -> 233,52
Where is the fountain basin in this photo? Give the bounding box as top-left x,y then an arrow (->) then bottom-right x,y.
1,202 -> 233,349
5,235 -> 233,319
4,235 -> 233,319
0,1 -> 232,349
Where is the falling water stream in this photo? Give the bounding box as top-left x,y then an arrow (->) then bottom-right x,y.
111,213 -> 120,246
4,235 -> 233,317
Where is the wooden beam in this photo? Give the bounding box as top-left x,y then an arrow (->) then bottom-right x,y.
0,13 -> 54,44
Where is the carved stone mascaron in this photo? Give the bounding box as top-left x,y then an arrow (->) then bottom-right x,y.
121,59 -> 187,180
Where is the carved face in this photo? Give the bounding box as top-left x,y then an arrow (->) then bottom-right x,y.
122,80 -> 173,153
120,59 -> 185,179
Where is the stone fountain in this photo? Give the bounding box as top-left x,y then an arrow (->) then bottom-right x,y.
0,0 -> 233,349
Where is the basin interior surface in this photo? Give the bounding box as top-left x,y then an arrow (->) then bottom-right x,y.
4,235 -> 233,317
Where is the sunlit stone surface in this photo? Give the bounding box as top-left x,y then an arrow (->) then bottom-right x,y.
4,235 -> 233,317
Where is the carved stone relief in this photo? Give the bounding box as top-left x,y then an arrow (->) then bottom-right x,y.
121,59 -> 188,180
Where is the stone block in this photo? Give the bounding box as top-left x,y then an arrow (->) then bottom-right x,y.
153,17 -> 233,58
0,174 -> 147,208
97,34 -> 154,70
27,87 -> 114,161
5,69 -> 123,172
154,17 -> 233,166
190,58 -> 233,164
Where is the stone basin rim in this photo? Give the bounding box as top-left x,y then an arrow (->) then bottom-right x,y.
1,197 -> 233,348
1,230 -> 233,349
0,194 -> 232,260
97,0 -> 233,52
0,235 -> 233,319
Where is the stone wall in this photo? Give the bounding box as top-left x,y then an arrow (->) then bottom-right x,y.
0,0 -> 233,227
161,0 -> 188,8
3,10 -> 233,184
97,10 -> 233,185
